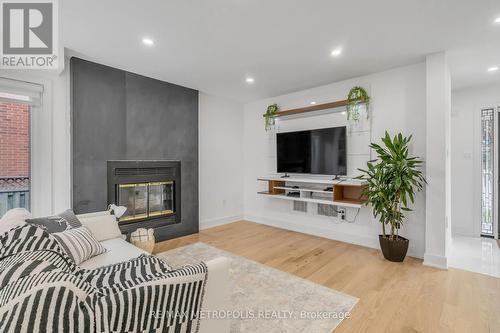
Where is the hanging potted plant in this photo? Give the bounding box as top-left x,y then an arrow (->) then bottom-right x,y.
346,86 -> 370,121
357,132 -> 426,262
263,103 -> 279,131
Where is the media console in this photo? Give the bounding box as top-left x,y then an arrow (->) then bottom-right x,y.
257,176 -> 367,209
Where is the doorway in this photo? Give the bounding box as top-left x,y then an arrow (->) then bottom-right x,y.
480,108 -> 495,237
479,107 -> 500,239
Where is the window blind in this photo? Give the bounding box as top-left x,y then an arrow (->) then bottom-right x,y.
0,77 -> 44,106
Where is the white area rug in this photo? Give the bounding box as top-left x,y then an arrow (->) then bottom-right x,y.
157,242 -> 358,333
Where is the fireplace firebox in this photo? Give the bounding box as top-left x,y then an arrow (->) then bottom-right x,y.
107,161 -> 181,233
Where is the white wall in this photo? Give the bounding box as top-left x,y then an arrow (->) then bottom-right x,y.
424,53 -> 451,269
52,62 -> 72,212
451,83 -> 500,237
243,63 -> 427,258
199,93 -> 244,229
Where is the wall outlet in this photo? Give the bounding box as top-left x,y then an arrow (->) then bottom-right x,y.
338,208 -> 346,220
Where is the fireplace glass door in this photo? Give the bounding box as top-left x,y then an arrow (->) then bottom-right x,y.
117,181 -> 175,223
149,181 -> 174,217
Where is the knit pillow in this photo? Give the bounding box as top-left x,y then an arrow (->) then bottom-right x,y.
26,209 -> 82,233
53,226 -> 106,265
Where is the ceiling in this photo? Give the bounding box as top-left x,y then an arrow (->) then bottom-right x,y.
449,43 -> 500,91
62,0 -> 500,102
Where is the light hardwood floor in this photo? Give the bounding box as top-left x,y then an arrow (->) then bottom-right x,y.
154,221 -> 500,333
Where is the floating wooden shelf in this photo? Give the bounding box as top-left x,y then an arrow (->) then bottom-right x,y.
258,191 -> 359,206
267,180 -> 286,194
332,183 -> 366,206
266,100 -> 347,118
264,98 -> 367,119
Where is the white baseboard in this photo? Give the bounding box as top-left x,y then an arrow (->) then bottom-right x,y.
245,214 -> 424,259
200,215 -> 243,230
451,226 -> 475,238
423,253 -> 448,269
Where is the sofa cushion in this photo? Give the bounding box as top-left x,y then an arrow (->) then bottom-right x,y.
1,208 -> 31,220
25,209 -> 82,233
78,213 -> 122,242
53,226 -> 106,265
79,237 -> 147,269
0,208 -> 30,235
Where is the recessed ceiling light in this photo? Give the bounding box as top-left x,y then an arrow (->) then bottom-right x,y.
494,17 -> 500,23
245,77 -> 255,84
488,66 -> 499,72
142,38 -> 154,46
330,48 -> 342,57
341,111 -> 346,115
310,101 -> 317,105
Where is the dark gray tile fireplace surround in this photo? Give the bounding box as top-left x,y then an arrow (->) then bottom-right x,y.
71,57 -> 199,241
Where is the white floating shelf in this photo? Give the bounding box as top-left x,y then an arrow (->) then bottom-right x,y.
257,175 -> 367,209
257,176 -> 366,186
257,191 -> 364,209
273,186 -> 333,194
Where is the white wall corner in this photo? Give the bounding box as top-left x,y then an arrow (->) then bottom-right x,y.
423,252 -> 448,269
200,215 -> 243,230
198,92 -> 245,228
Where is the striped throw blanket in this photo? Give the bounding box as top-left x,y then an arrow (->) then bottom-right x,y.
0,225 -> 207,333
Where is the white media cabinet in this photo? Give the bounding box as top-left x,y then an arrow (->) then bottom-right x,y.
257,176 -> 367,209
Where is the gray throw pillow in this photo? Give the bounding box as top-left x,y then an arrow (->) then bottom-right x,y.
26,209 -> 82,233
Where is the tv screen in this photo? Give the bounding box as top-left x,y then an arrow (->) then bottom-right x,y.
277,126 -> 347,175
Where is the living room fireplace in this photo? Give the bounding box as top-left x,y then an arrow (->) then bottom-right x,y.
107,161 -> 181,233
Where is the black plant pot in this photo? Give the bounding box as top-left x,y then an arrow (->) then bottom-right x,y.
378,235 -> 409,262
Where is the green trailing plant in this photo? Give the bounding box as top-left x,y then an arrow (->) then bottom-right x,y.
263,103 -> 279,131
357,132 -> 426,240
346,86 -> 370,121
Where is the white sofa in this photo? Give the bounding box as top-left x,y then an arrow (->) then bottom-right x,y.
76,211 -> 231,333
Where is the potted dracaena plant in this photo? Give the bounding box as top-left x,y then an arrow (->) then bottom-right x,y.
357,132 -> 426,262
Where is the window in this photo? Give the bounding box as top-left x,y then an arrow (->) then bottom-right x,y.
0,99 -> 30,216
0,77 -> 42,217
480,108 -> 494,236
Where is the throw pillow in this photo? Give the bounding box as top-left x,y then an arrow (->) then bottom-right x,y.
78,213 -> 122,242
0,208 -> 31,235
26,209 -> 82,233
52,226 -> 106,265
1,207 -> 31,220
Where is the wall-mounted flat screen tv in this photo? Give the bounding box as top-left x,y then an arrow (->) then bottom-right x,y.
277,126 -> 347,175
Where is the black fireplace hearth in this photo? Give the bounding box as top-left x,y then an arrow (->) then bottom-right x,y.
107,160 -> 181,235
